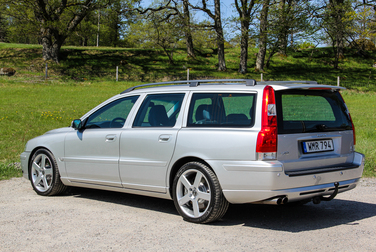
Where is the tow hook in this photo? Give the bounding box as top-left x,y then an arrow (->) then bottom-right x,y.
312,182 -> 339,204
321,182 -> 340,201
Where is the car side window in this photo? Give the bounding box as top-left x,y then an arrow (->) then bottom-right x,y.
133,93 -> 185,127
187,93 -> 256,127
85,96 -> 139,129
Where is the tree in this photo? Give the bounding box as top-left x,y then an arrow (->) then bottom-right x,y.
321,0 -> 353,68
190,0 -> 227,71
182,0 -> 195,57
345,1 -> 375,48
65,13 -> 97,46
0,11 -> 8,42
234,0 -> 258,74
135,0 -> 196,57
126,10 -> 184,64
263,0 -> 314,68
192,21 -> 218,48
0,0 -> 119,63
256,0 -> 270,72
149,10 -> 184,64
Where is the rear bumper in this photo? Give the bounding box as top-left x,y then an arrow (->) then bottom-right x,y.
223,178 -> 359,204
217,152 -> 365,204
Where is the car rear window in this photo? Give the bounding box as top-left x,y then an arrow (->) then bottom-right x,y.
187,93 -> 256,127
275,89 -> 353,134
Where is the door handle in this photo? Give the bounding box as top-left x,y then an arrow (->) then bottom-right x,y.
105,134 -> 117,142
159,134 -> 171,142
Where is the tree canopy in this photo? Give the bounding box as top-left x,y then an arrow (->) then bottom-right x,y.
1,0 -> 376,69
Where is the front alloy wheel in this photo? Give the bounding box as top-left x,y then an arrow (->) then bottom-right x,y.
29,149 -> 66,196
173,162 -> 229,223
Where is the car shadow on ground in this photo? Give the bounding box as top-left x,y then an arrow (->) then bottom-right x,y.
65,187 -> 376,231
219,199 -> 376,232
66,187 -> 178,216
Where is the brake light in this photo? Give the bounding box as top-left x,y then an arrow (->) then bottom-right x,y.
308,87 -> 332,90
256,85 -> 277,160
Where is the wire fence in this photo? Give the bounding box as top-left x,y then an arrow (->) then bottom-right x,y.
43,64 -> 376,92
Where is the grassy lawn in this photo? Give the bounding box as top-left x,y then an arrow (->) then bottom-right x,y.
0,43 -> 375,179
1,42 -> 376,90
1,82 -> 375,179
341,90 -> 376,177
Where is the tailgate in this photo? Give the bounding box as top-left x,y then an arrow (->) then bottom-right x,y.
275,89 -> 356,174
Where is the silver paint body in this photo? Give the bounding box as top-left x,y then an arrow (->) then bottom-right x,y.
20,83 -> 365,204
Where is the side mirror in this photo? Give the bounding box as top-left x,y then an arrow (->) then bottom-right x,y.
71,119 -> 83,130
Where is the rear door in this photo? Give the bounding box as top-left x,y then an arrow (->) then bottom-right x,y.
119,93 -> 186,193
275,88 -> 355,174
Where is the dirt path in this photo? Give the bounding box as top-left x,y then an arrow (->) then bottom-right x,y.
1,177 -> 375,251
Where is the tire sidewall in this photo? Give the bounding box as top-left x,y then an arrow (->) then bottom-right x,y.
29,149 -> 58,196
172,162 -> 217,223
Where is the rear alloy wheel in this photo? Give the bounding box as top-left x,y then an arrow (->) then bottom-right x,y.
29,149 -> 67,196
172,162 -> 229,223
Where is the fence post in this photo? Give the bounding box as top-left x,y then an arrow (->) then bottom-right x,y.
116,66 -> 119,82
187,68 -> 189,81
45,63 -> 48,79
261,73 -> 263,82
337,76 -> 340,86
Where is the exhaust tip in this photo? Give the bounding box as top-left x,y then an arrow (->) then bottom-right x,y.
282,197 -> 288,205
276,197 -> 288,205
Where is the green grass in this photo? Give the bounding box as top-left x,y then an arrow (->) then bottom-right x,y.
1,83 -> 375,179
0,162 -> 22,180
1,43 -> 375,179
1,43 -> 376,88
341,90 -> 376,177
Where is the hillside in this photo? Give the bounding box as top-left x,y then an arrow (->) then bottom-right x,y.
0,43 -> 376,91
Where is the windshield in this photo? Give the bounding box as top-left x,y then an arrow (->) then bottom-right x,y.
275,89 -> 352,134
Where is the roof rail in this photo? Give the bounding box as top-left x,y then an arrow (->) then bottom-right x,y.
259,80 -> 318,84
120,79 -> 257,94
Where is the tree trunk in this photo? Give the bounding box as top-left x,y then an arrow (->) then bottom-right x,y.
41,28 -> 66,63
329,0 -> 345,68
0,13 -> 6,42
214,0 -> 226,71
183,0 -> 195,57
239,19 -> 249,74
235,0 -> 256,74
278,0 -> 288,55
256,0 -> 270,72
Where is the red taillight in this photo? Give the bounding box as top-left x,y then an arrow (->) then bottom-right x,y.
308,87 -> 332,90
256,85 -> 277,154
338,92 -> 356,145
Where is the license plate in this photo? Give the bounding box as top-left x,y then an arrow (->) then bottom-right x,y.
302,139 -> 334,153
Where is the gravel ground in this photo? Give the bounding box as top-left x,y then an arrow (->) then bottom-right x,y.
1,177 -> 375,251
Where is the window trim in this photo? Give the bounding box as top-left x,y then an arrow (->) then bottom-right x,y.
83,95 -> 140,129
132,93 -> 186,128
186,92 -> 257,128
275,89 -> 353,134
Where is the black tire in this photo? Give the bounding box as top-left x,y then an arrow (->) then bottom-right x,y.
29,149 -> 67,196
172,162 -> 229,224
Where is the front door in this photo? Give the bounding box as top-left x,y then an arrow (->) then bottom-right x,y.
64,96 -> 139,187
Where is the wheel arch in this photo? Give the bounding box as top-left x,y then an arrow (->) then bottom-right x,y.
168,156 -> 214,197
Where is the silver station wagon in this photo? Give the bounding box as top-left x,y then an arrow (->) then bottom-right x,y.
20,79 -> 365,223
